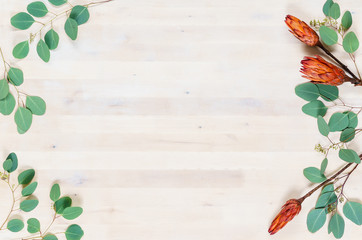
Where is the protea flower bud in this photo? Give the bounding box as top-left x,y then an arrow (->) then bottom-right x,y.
268,199 -> 302,235
300,55 -> 347,86
285,15 -> 319,46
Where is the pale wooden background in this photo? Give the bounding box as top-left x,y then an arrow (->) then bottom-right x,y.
0,0 -> 361,239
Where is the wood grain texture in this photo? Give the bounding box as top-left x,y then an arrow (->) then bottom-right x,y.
0,0 -> 362,239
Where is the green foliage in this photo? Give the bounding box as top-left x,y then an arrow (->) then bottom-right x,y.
70,6 -> 90,25
316,190 -> 337,208
63,207 -> 83,220
328,112 -> 349,132
65,18 -> 78,40
18,169 -> 35,185
3,159 -> 13,172
302,100 -> 327,118
329,3 -> 341,20
0,93 -> 16,115
0,79 -> 9,100
316,84 -> 338,101
340,127 -> 355,142
49,0 -> 68,6
20,199 -> 39,212
328,213 -> 345,239
7,219 -> 24,232
319,26 -> 338,45
343,201 -> 362,225
26,96 -> 46,116
37,39 -> 51,62
11,12 -> 35,30
323,0 -> 334,16
343,32 -> 359,53
6,152 -> 18,173
341,11 -> 352,30
22,182 -> 38,196
44,234 -> 58,240
320,158 -> 328,174
307,208 -> 327,233
317,116 -> 329,136
50,183 -> 61,201
55,197 -> 72,214
45,29 -> 60,50
303,167 -> 327,183
27,218 -> 40,233
295,83 -> 320,101
65,224 -> 84,240
12,41 -> 30,59
339,149 -> 360,163
27,1 -> 48,18
346,111 -> 358,128
8,67 -> 24,86
14,107 -> 33,133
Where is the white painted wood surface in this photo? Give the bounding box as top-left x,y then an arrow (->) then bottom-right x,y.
0,0 -> 362,239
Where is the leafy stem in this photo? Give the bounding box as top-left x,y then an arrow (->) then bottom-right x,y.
0,176 -> 17,230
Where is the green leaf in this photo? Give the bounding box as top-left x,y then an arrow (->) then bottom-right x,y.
328,213 -> 344,239
7,219 -> 24,232
323,0 -> 334,16
316,191 -> 337,208
20,199 -> 39,212
0,79 -> 9,100
44,234 -> 58,240
27,218 -> 40,233
45,29 -> 59,50
26,96 -> 46,116
49,0 -> 67,6
18,169 -> 35,185
317,116 -> 329,136
328,112 -> 349,132
8,67 -> 24,86
54,196 -> 72,214
343,32 -> 359,53
320,158 -> 328,174
295,83 -> 320,101
11,12 -> 35,30
342,11 -> 352,30
6,152 -> 18,172
0,93 -> 16,115
340,127 -> 355,142
316,84 -> 338,101
65,224 -> 84,240
65,18 -> 78,40
347,112 -> 358,128
339,149 -> 360,163
343,201 -> 362,225
37,39 -> 50,62
303,167 -> 327,183
307,208 -> 327,233
22,182 -> 38,196
321,184 -> 334,194
320,26 -> 338,45
63,207 -> 83,220
50,183 -> 61,201
70,5 -> 90,25
14,107 -> 33,132
302,100 -> 327,118
12,41 -> 29,59
329,3 -> 341,19
27,1 -> 48,18
3,159 -> 12,172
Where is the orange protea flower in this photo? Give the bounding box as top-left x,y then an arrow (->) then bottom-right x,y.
285,15 -> 319,46
268,199 -> 302,235
300,55 -> 347,86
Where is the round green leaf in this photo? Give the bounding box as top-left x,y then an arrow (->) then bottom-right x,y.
22,182 -> 38,196
27,1 -> 48,17
323,0 -> 333,16
13,41 -> 30,59
320,158 -> 328,174
50,183 -> 61,201
343,32 -> 359,53
340,127 -> 355,142
63,207 -> 83,220
317,116 -> 329,136
321,184 -> 334,194
49,0 -> 67,6
342,11 -> 352,30
295,83 -> 320,101
7,219 -> 24,232
18,169 -> 35,185
65,224 -> 84,240
319,26 -> 338,46
26,96 -> 46,116
0,93 -> 16,115
11,12 -> 35,30
45,29 -> 59,50
307,208 -> 327,233
14,107 -> 33,132
316,84 -> 338,101
339,149 -> 360,163
37,39 -> 50,62
44,234 -> 58,240
3,159 -> 13,172
6,152 -> 18,173
303,167 -> 327,183
65,18 -> 78,40
70,5 -> 90,25
302,100 -> 327,118
347,112 -> 358,128
55,196 -> 72,214
0,79 -> 9,100
329,3 -> 341,20
343,201 -> 362,225
8,67 -> 24,86
316,191 -> 337,208
328,112 -> 349,132
27,218 -> 40,233
328,213 -> 345,239
20,199 -> 39,212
